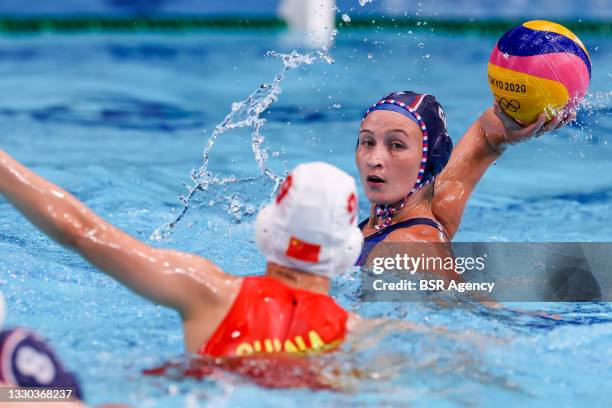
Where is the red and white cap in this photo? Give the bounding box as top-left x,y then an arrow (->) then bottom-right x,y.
255,162 -> 363,278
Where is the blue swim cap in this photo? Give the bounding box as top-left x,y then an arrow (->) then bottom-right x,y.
361,91 -> 453,228
362,91 -> 453,184
0,328 -> 83,400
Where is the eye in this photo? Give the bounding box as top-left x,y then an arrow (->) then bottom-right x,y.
390,141 -> 404,150
360,139 -> 374,147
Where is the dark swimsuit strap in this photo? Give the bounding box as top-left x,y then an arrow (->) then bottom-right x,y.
358,217 -> 444,241
355,217 -> 445,266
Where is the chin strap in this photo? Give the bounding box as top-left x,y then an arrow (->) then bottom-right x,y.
373,177 -> 433,230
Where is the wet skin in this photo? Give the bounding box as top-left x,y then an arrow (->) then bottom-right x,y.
357,110 -> 424,206
356,103 -> 575,242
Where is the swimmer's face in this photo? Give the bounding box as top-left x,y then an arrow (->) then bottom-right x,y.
356,110 -> 423,205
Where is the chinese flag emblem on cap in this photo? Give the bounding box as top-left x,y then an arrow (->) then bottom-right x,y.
285,236 -> 321,263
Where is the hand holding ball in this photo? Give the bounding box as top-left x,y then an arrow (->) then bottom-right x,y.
488,20 -> 591,124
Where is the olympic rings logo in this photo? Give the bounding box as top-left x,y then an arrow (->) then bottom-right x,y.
496,96 -> 521,112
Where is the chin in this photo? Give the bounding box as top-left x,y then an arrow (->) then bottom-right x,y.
365,189 -> 398,206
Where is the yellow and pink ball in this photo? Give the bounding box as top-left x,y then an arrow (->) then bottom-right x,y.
488,20 -> 591,124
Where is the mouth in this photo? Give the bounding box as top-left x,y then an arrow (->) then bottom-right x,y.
366,175 -> 385,185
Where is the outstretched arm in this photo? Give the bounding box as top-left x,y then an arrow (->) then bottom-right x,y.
432,103 -> 573,239
0,150 -> 233,317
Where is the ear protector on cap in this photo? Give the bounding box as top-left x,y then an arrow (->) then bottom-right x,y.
427,131 -> 452,177
329,227 -> 364,276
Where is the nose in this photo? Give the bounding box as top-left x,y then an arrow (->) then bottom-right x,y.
366,145 -> 385,169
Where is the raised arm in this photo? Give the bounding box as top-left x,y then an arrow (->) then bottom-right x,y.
0,149 -> 233,317
432,102 -> 573,239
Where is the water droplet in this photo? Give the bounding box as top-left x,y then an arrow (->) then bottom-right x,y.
418,43 -> 424,48
333,104 -> 342,109
367,53 -> 373,59
341,14 -> 351,23
423,54 -> 430,59
152,50 -> 334,238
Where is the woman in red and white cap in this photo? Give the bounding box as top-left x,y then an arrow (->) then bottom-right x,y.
0,155 -> 366,358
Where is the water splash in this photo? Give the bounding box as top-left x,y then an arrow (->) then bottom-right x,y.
152,50 -> 333,240
575,90 -> 612,143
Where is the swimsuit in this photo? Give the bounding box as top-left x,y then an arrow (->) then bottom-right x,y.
356,217 -> 445,267
200,276 -> 348,357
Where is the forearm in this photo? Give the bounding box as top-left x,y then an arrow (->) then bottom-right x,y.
0,150 -> 229,313
440,113 -> 502,187
0,150 -> 99,248
433,112 -> 502,238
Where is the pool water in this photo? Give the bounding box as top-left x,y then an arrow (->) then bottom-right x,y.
0,28 -> 611,407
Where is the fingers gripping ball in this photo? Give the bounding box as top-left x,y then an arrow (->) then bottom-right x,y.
488,20 -> 591,124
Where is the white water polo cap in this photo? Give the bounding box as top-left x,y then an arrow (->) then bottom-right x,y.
255,162 -> 364,278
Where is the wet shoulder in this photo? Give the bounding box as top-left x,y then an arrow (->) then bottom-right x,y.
383,222 -> 448,243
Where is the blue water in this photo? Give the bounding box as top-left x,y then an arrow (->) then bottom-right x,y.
1,0 -> 611,19
0,28 -> 611,407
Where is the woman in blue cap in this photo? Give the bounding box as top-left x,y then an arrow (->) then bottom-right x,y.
0,291 -> 128,407
355,91 -> 573,269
